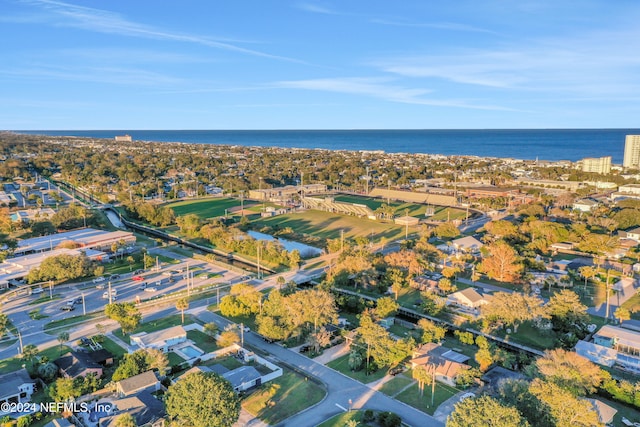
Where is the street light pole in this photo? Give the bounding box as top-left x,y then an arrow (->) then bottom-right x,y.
82,293 -> 86,315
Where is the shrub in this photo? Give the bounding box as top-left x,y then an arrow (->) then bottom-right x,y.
378,411 -> 401,427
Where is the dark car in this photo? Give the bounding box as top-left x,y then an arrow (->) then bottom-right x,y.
80,337 -> 92,345
299,344 -> 311,353
60,304 -> 75,311
388,365 -> 406,376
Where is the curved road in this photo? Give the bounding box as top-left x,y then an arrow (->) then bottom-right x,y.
196,310 -> 444,427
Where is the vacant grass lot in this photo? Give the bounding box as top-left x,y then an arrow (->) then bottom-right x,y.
242,371 -> 325,425
186,329 -> 220,353
378,374 -> 414,397
252,209 -> 407,242
396,381 -> 460,415
164,198 -> 241,219
327,353 -> 388,384
100,336 -> 127,359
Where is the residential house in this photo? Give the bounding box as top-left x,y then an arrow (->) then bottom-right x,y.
100,391 -> 165,427
575,325 -> 640,373
620,227 -> 640,242
586,398 -> 617,425
89,349 -> 114,366
43,419 -> 75,427
449,236 -> 484,254
130,325 -> 187,352
446,288 -> 493,315
410,273 -> 443,293
55,351 -> 103,379
481,366 -> 525,391
0,368 -> 36,410
573,199 -> 599,212
222,366 -> 262,392
410,343 -> 470,387
115,371 -> 161,397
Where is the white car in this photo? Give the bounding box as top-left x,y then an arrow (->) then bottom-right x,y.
102,290 -> 118,299
93,276 -> 105,283
460,392 -> 476,401
144,287 -> 157,292
30,287 -> 44,295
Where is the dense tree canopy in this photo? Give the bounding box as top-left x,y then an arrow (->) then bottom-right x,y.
166,371 -> 240,427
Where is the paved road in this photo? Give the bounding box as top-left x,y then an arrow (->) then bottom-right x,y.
196,311 -> 443,427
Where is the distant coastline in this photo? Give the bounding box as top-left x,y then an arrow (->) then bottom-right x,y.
15,128 -> 640,163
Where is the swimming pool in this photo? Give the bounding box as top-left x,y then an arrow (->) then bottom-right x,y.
180,345 -> 203,358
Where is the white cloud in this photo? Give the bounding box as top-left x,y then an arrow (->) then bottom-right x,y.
294,2 -> 338,15
25,0 -> 305,63
273,77 -> 515,110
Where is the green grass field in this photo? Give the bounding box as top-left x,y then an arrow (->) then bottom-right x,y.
378,374 -> 414,396
317,411 -> 366,427
252,209 -> 407,241
164,198 -> 241,219
326,353 -> 388,384
0,345 -> 71,375
113,315 -> 191,343
334,194 -> 468,221
395,381 -> 460,415
242,371 -> 326,425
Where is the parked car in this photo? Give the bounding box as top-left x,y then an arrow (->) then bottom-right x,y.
144,286 -> 157,293
388,365 -> 406,376
299,344 -> 311,353
460,392 -> 476,401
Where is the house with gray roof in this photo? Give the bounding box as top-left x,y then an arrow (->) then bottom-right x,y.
222,366 -> 262,392
100,391 -> 165,427
55,351 -> 103,379
115,371 -> 160,397
0,368 -> 36,412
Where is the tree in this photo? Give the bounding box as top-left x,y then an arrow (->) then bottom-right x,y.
113,350 -> 149,382
21,344 -> 39,368
105,302 -> 142,334
417,318 -> 446,344
528,379 -> 601,427
546,290 -> 588,332
498,379 -> 549,427
475,345 -> 494,372
114,413 -> 137,427
481,292 -> 546,333
578,266 -> 597,289
57,331 -> 69,351
446,395 -> 529,427
166,371 -> 240,427
375,297 -> 399,319
534,349 -> 604,396
176,298 -> 189,324
479,241 -> 522,283
413,364 -> 432,398
288,249 -> 301,269
204,322 -> 219,340
434,222 -> 460,239
309,327 -> 332,353
217,329 -> 240,348
614,307 -> 631,324
348,350 -> 363,371
126,256 -> 135,271
38,362 -> 59,382
0,313 -> 8,339
386,267 -> 407,300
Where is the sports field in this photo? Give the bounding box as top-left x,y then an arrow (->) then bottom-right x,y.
252,209 -> 407,241
334,194 -> 468,221
164,198 -> 241,219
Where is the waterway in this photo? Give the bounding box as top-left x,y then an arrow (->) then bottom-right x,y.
247,230 -> 323,257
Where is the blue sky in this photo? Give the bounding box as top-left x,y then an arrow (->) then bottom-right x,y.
2,0 -> 640,130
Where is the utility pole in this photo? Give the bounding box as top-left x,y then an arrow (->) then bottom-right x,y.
605,269 -> 611,321
18,330 -> 23,355
108,281 -> 113,304
341,229 -> 344,252
240,323 -> 245,348
82,293 -> 86,315
257,245 -> 261,280
49,281 -> 53,299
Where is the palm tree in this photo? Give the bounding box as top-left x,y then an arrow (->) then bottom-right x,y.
57,331 -> 69,353
579,266 -> 597,291
176,298 -> 189,324
21,344 -> 39,368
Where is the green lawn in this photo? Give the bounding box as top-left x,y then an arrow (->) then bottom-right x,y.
100,336 -> 127,359
167,351 -> 185,366
242,371 -> 326,425
29,294 -> 61,305
43,312 -> 105,333
186,329 -> 220,353
621,293 -> 640,320
0,345 -> 71,375
317,411 -> 366,427
251,209 -> 407,241
327,353 -> 389,384
395,381 -> 460,415
164,198 -> 240,219
378,374 -> 414,396
113,315 -> 192,343
490,321 -> 557,350
203,355 -> 244,370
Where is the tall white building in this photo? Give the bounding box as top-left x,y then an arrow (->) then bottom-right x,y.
623,135 -> 640,169
581,156 -> 611,174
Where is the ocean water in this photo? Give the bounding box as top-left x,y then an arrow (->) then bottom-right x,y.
17,129 -> 640,162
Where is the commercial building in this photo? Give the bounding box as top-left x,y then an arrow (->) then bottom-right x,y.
14,228 -> 136,257
580,156 -> 612,174
248,184 -> 327,203
623,135 -> 640,169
